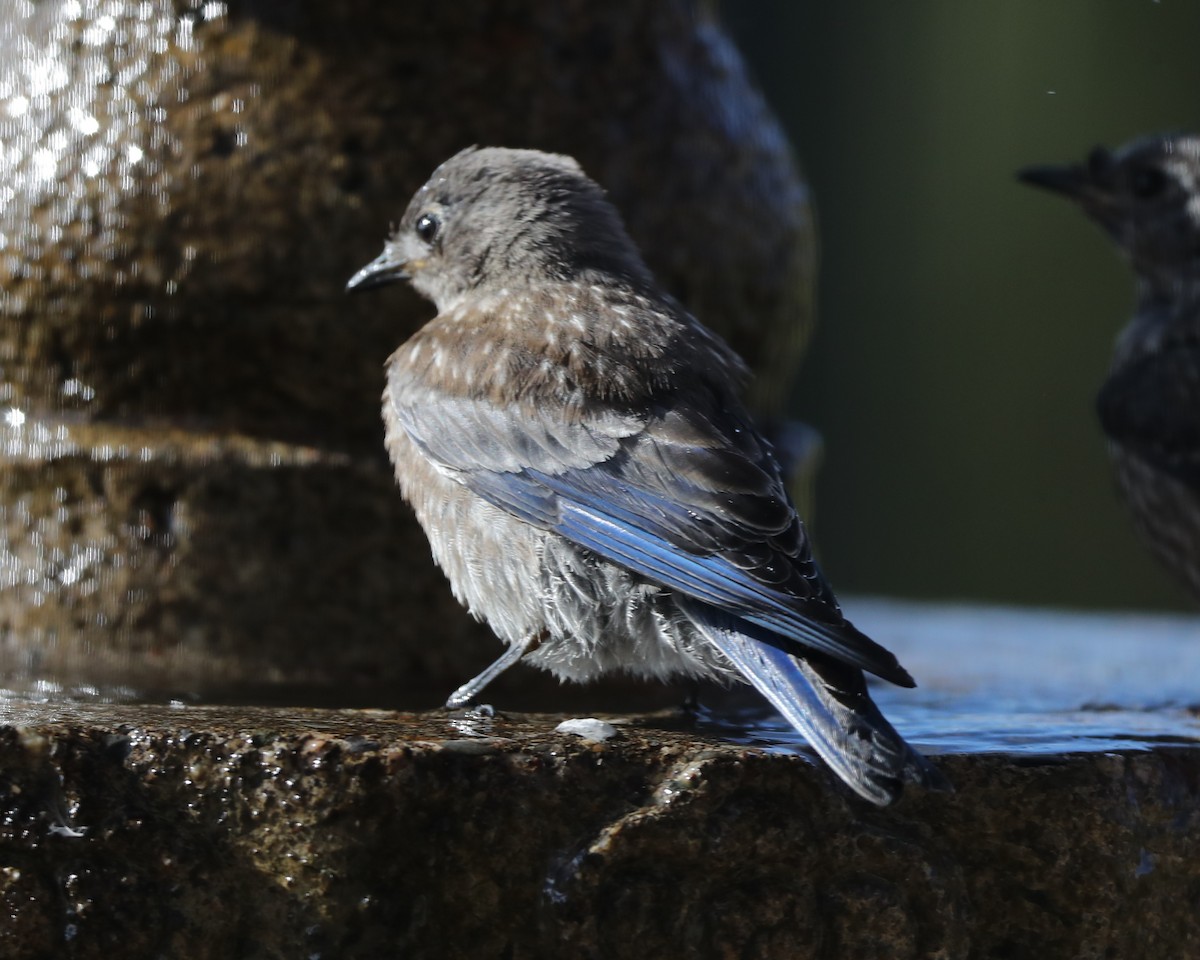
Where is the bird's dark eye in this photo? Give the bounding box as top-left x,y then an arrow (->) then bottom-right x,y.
415,213 -> 440,244
1130,166 -> 1167,200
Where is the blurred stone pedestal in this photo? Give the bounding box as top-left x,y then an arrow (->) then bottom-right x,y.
0,0 -> 815,703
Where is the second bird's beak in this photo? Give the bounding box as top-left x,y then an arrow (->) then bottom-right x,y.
1017,154 -> 1123,231
1016,163 -> 1091,200
346,246 -> 411,293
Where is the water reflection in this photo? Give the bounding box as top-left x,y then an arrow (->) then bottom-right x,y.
693,701 -> 1200,758
691,596 -> 1200,757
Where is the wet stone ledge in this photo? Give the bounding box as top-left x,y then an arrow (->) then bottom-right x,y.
0,696 -> 1198,960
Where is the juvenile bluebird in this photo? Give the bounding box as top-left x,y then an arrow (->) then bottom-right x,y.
1020,134 -> 1200,601
348,147 -> 945,805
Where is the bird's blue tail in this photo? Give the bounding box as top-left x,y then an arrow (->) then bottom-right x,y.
681,601 -> 948,805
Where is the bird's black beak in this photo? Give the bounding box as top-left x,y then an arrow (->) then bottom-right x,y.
346,246 -> 411,293
1018,146 -> 1119,205
1017,148 -> 1126,235
1016,163 -> 1091,200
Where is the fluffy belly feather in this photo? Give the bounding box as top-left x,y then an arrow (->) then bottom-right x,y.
384,389 -> 735,684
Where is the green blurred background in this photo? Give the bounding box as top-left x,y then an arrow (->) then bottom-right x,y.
720,1 -> 1200,612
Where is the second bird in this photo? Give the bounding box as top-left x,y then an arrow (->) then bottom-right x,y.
1021,134 -> 1200,603
348,146 -> 945,805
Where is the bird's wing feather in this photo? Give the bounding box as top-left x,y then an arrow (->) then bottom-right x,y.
388,387 -> 643,475
389,370 -> 912,685
1098,342 -> 1200,489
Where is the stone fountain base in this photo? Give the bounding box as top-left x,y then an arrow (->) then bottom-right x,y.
2,599 -> 1199,960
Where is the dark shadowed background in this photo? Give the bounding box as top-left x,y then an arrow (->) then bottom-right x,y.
721,1 -> 1200,611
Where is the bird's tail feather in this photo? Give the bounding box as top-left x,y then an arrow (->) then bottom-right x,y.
682,602 -> 949,805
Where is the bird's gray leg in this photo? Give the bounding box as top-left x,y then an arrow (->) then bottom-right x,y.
444,633 -> 544,709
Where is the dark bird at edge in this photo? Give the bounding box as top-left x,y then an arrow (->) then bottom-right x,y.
1020,133 -> 1200,602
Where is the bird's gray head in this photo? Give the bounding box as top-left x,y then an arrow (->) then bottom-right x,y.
347,146 -> 652,309
1019,133 -> 1200,291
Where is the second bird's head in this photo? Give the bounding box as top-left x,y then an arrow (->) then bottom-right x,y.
347,146 -> 651,310
1019,133 -> 1200,287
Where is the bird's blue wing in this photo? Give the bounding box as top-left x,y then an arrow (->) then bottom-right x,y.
466,462 -> 911,684
389,377 -> 911,685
